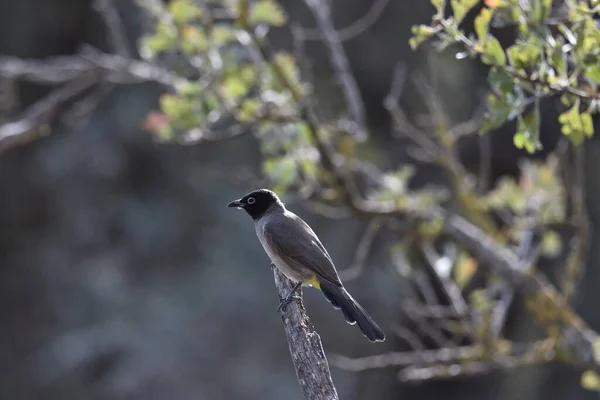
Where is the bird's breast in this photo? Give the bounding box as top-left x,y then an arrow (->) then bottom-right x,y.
255,219 -> 305,283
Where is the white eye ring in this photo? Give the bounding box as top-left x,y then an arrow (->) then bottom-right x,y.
247,197 -> 256,204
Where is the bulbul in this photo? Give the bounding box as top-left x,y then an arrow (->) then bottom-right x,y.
228,188 -> 385,342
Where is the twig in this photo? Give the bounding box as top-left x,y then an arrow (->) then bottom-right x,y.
399,346 -> 553,382
300,0 -> 391,42
477,130 -> 491,192
562,144 -> 590,304
330,344 -> 486,371
444,212 -> 600,373
0,76 -> 18,122
0,75 -> 99,153
439,18 -> 600,101
272,267 -> 339,400
384,64 -> 439,160
490,228 -> 538,337
0,51 -> 182,88
413,270 -> 440,307
404,303 -> 455,348
303,0 -> 367,139
94,0 -> 131,57
421,242 -> 469,316
331,339 -> 553,374
393,325 -> 426,351
339,218 -> 383,281
242,12 -> 600,375
65,0 -> 133,127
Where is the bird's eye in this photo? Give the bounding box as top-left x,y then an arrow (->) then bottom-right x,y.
247,197 -> 256,204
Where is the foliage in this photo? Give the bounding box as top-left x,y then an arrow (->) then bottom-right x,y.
138,0 -> 595,389
410,0 -> 600,152
139,0 -> 312,194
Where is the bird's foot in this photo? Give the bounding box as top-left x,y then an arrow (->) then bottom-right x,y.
277,294 -> 302,312
277,281 -> 303,312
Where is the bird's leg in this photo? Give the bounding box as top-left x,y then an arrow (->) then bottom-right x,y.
277,281 -> 303,311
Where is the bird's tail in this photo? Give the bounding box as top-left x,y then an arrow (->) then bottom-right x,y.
320,281 -> 385,342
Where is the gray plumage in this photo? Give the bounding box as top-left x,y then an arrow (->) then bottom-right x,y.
228,189 -> 385,342
256,209 -> 342,286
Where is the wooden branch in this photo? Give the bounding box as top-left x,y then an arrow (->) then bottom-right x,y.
0,75 -> 98,153
443,212 -> 600,373
272,267 -> 339,400
0,50 -> 181,88
303,0 -> 367,140
330,339 -> 553,373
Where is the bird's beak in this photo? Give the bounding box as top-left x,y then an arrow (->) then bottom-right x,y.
227,199 -> 244,209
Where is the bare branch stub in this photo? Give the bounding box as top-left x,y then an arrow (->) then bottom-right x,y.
272,267 -> 339,400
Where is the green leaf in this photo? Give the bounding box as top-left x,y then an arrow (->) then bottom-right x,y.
264,157 -> 298,194
268,52 -> 303,95
582,370 -> 600,392
160,94 -> 182,118
560,93 -> 577,108
158,125 -> 175,140
474,8 -> 493,42
204,93 -> 221,113
585,65 -> 600,84
141,21 -> 178,58
541,230 -> 562,258
181,26 -> 209,54
559,100 -> 586,145
489,67 -> 515,96
594,338 -> 600,364
141,35 -> 171,59
300,157 -> 318,179
507,41 -> 542,72
450,0 -> 478,25
409,25 -> 439,50
550,46 -> 568,79
239,99 -> 261,122
531,0 -> 553,23
211,25 -> 235,46
431,0 -> 446,13
221,75 -> 250,99
239,65 -> 258,85
513,132 -> 527,149
581,111 -> 595,138
482,37 -> 506,66
250,0 -> 286,27
515,102 -> 542,153
481,93 -> 511,133
168,0 -> 202,25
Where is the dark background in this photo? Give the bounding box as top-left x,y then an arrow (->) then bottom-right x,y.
1,0 -> 599,399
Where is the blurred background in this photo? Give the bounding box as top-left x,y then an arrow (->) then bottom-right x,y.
1,0 -> 600,399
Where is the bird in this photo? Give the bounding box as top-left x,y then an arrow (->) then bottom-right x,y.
227,188 -> 385,342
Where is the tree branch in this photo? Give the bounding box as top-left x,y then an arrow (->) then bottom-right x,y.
299,0 -> 391,42
303,0 -> 367,139
0,50 -> 181,88
0,75 -> 99,153
246,23 -> 600,374
272,267 -> 339,400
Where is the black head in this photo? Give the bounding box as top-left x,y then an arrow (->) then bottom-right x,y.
227,189 -> 282,220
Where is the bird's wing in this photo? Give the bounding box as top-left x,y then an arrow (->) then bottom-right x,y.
263,213 -> 343,287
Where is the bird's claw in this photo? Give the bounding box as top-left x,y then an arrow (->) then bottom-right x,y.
277,294 -> 302,312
